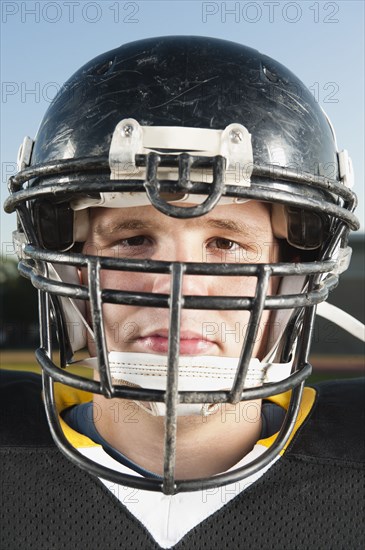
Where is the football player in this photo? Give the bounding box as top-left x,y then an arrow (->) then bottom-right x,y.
2,36 -> 364,549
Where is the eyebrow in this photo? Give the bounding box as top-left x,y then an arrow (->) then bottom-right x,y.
94,219 -> 153,235
94,216 -> 265,237
205,218 -> 265,237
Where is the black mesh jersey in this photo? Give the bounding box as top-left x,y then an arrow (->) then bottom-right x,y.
1,370 -> 364,550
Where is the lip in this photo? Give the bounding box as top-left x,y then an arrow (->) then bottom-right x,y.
135,329 -> 217,355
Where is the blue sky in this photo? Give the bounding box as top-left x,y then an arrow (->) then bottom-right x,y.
1,0 -> 364,254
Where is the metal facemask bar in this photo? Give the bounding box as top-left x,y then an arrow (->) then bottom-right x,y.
4,124 -> 359,495
5,122 -> 359,237
22,244 -> 337,494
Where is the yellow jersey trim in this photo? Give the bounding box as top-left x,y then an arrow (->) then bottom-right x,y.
54,382 -> 100,448
54,382 -> 316,452
257,387 -> 316,453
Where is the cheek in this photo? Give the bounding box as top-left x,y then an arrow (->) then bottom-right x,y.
81,267 -> 142,338
82,267 -> 154,292
218,276 -> 257,298
99,269 -> 148,292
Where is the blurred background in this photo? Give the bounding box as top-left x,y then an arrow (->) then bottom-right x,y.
1,0 -> 364,379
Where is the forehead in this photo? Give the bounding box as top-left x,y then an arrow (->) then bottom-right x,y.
89,201 -> 273,237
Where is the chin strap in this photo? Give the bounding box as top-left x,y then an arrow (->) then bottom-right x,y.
77,352 -> 292,417
317,301 -> 365,342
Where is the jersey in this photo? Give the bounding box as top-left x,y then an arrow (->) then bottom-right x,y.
1,370 -> 364,549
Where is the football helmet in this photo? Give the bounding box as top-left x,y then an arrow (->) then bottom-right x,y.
4,36 -> 361,495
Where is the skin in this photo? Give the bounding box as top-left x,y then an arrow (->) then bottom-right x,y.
82,201 -> 281,478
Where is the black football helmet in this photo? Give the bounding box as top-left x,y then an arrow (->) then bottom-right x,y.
4,36 -> 359,495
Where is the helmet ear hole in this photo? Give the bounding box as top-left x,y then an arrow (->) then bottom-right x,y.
271,204 -> 328,252
34,201 -> 74,251
287,207 -> 326,250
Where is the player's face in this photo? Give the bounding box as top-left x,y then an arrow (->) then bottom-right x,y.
83,201 -> 280,359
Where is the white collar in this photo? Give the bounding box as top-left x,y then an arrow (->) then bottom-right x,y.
79,442 -> 279,548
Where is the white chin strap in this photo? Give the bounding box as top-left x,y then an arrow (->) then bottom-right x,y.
78,352 -> 292,417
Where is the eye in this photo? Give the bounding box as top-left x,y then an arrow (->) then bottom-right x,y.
208,238 -> 240,251
109,235 -> 153,257
120,235 -> 148,247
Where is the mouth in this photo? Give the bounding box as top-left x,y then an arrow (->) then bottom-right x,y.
135,329 -> 217,355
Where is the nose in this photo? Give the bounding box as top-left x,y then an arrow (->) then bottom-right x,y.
151,270 -> 210,296
145,232 -> 212,296
151,240 -> 210,296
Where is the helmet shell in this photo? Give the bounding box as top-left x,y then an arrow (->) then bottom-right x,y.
31,36 -> 338,179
